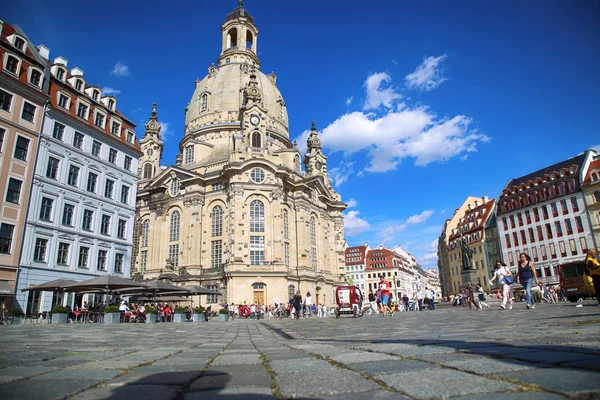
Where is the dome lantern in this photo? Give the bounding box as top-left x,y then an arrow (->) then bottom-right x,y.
219,0 -> 260,68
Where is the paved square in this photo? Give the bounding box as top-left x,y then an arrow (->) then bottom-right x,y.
0,301 -> 599,399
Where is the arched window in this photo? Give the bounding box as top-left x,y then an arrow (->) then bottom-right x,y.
252,282 -> 265,290
211,205 -> 223,237
592,172 -> 598,182
310,216 -> 317,245
170,178 -> 180,196
143,163 -> 154,179
250,200 -> 264,232
228,28 -> 238,48
170,211 -> 180,242
246,31 -> 253,50
251,131 -> 261,148
200,93 -> 208,112
294,155 -> 301,173
141,220 -> 149,247
6,55 -> 20,74
594,191 -> 600,203
283,209 -> 289,239
184,146 -> 194,164
288,285 -> 296,300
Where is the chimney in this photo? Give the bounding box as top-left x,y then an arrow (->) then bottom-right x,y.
71,67 -> 84,77
54,56 -> 68,66
483,196 -> 489,203
37,44 -> 50,60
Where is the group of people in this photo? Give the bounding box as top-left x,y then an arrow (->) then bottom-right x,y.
488,249 -> 600,310
366,275 -> 437,315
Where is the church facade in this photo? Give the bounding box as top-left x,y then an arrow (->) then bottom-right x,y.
133,2 -> 347,307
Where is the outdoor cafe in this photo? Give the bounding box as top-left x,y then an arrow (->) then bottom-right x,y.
17,275 -> 220,324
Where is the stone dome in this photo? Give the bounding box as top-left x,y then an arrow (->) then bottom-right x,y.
185,63 -> 289,139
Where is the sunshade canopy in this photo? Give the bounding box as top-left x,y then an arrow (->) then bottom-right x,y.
21,279 -> 77,292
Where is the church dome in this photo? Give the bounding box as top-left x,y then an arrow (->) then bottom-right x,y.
185,63 -> 289,139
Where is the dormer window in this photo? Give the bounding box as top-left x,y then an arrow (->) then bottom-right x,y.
75,80 -> 83,91
126,130 -> 135,144
14,37 -> 26,51
108,99 -> 115,110
58,93 -> 70,109
111,121 -> 121,135
95,112 -> 105,128
56,68 -> 65,81
29,69 -> 42,87
92,90 -> 99,101
77,101 -> 89,120
5,55 -> 20,74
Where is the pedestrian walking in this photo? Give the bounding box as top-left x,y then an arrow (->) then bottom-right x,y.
378,275 -> 392,316
476,283 -> 490,308
585,249 -> 600,306
305,292 -> 313,318
517,253 -> 540,309
466,284 -> 481,310
293,291 -> 302,319
368,289 -> 378,314
489,260 -> 514,310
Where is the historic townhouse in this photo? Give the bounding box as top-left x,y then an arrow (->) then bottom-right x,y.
344,243 -> 370,293
14,52 -> 141,313
581,154 -> 600,250
364,248 -> 414,300
133,3 -> 346,307
424,268 -> 442,299
496,150 -> 597,286
0,20 -> 48,304
446,196 -> 496,293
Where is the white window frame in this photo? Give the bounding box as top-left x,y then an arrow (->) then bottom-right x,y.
3,53 -> 22,77
56,91 -> 71,110
76,98 -> 91,120
20,101 -> 37,124
126,130 -> 135,144
110,119 -> 122,136
9,34 -> 27,52
94,109 -> 107,129
0,87 -> 15,113
28,66 -> 44,89
53,66 -> 67,82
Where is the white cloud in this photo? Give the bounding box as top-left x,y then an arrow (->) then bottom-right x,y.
422,252 -> 438,261
110,61 -> 131,77
406,209 -> 435,224
363,72 -> 402,110
391,59 -> 398,66
159,122 -> 174,142
344,210 -> 370,237
328,161 -> 355,187
345,96 -> 353,105
591,143 -> 600,152
315,105 -> 489,172
346,198 -> 358,208
101,87 -> 121,95
405,54 -> 448,91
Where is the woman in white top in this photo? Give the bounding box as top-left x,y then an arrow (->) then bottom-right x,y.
489,260 -> 514,310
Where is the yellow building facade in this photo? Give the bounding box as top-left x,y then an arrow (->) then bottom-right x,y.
132,3 -> 347,307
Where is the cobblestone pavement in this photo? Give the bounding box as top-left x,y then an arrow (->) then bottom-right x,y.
1,300 -> 599,400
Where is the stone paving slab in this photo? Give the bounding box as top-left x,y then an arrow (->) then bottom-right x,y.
275,369 -> 380,398
329,351 -> 399,364
455,393 -> 569,400
441,358 -> 538,375
184,387 -> 276,399
375,368 -> 519,398
499,368 -> 600,393
0,366 -> 59,384
211,353 -> 262,365
345,359 -> 437,375
189,370 -> 271,390
75,384 -> 180,400
268,358 -> 337,374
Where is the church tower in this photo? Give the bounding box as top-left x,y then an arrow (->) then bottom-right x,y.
304,121 -> 328,178
138,103 -> 163,186
218,1 -> 260,68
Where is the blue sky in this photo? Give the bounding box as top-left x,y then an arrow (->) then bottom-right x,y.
5,0 -> 599,270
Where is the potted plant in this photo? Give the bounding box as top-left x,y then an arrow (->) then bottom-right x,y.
104,305 -> 121,324
172,306 -> 186,323
144,306 -> 157,324
51,305 -> 68,324
218,308 -> 229,322
194,306 -> 205,322
9,307 -> 23,324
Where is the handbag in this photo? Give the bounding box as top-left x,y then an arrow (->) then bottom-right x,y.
504,275 -> 515,285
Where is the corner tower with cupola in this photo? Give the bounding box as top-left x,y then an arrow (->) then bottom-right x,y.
134,2 -> 347,308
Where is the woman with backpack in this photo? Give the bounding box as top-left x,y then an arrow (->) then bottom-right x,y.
489,260 -> 514,310
517,253 -> 540,310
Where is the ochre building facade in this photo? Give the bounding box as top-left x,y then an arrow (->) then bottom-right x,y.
133,3 -> 347,307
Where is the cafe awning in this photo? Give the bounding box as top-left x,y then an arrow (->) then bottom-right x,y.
0,280 -> 13,296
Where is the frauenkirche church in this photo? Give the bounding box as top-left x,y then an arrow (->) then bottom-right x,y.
132,2 -> 347,306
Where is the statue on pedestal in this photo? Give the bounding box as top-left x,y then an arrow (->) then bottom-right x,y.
461,238 -> 474,271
